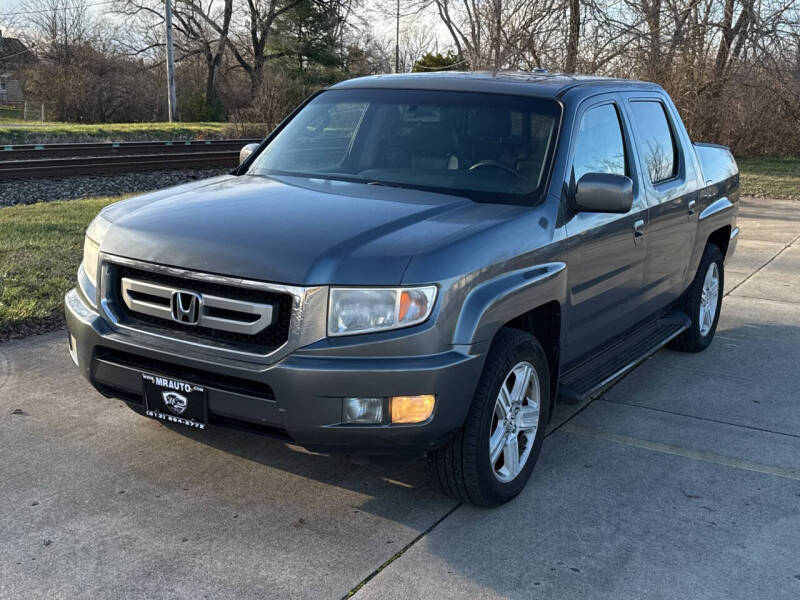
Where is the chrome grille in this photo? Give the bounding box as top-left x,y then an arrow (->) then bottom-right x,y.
109,264 -> 294,354
120,277 -> 275,335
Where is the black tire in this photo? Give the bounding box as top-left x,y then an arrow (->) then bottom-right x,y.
669,243 -> 724,352
428,328 -> 550,507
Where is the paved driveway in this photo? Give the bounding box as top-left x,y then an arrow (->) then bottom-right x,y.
1,197 -> 799,599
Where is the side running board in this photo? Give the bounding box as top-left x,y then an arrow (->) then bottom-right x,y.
559,310 -> 691,404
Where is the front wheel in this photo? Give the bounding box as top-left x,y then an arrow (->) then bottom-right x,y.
669,243 -> 724,352
429,328 -> 550,507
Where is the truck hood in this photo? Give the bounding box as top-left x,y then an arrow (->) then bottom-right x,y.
100,174 -> 522,285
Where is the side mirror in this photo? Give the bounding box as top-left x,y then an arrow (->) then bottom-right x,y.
574,173 -> 633,214
239,143 -> 260,165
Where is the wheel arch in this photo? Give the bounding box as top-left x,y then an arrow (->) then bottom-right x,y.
684,217 -> 735,294
707,224 -> 732,258
452,262 -> 567,418
453,262 -> 567,346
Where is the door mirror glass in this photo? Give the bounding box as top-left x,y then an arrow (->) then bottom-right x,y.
574,173 -> 633,213
239,143 -> 260,165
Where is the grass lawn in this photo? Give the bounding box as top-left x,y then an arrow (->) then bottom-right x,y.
0,196 -> 121,340
0,121 -> 252,145
738,157 -> 800,201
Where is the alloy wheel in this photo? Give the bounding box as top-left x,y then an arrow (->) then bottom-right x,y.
699,261 -> 720,336
489,361 -> 541,483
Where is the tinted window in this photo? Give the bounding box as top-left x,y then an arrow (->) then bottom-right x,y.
248,89 -> 562,205
572,104 -> 626,182
629,101 -> 678,183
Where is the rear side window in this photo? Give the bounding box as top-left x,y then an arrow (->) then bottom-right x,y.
629,101 -> 678,183
572,104 -> 626,183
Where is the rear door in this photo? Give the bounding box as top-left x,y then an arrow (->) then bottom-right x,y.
621,95 -> 699,316
563,95 -> 649,366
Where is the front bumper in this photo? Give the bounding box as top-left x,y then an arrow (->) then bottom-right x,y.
65,287 -> 485,454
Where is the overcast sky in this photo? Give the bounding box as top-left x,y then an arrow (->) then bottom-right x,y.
1,0 -> 451,57
1,0 -> 26,20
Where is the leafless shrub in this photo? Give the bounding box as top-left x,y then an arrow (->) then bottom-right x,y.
228,67 -> 317,133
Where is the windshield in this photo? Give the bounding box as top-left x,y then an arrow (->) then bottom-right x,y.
247,88 -> 561,205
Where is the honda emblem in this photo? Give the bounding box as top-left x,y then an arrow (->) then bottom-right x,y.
171,291 -> 202,325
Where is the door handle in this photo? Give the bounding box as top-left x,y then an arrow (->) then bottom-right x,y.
688,199 -> 697,215
633,219 -> 645,237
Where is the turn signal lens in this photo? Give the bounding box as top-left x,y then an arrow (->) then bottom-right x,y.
398,289 -> 431,323
391,395 -> 435,424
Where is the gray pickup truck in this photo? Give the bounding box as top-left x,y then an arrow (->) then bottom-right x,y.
66,72 -> 738,506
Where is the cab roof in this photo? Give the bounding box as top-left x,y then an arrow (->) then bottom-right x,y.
330,71 -> 662,100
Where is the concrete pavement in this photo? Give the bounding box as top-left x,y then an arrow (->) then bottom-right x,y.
1,197 -> 799,599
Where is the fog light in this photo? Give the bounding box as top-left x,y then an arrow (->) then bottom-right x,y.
391,395 -> 435,424
342,397 -> 384,424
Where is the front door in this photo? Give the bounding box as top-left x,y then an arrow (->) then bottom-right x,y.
563,96 -> 649,367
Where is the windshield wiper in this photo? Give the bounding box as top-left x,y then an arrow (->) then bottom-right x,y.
366,180 -> 405,189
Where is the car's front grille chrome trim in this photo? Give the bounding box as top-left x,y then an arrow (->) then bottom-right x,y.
98,254 -> 328,361
120,277 -> 275,335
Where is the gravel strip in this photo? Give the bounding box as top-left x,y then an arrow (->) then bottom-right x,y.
0,168 -> 230,207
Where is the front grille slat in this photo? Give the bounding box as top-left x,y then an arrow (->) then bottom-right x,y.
111,265 -> 294,354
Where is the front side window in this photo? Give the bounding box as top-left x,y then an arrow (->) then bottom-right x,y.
572,103 -> 626,183
248,89 -> 562,205
629,101 -> 678,183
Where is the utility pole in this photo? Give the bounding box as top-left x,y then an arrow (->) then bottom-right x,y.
395,0 -> 400,73
165,0 -> 178,122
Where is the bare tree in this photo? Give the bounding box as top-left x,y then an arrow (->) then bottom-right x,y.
565,0 -> 581,72
19,0 -> 164,121
19,0 -> 95,61
432,0 -> 564,70
227,0 -> 304,97
112,0 -> 233,114
176,0 -> 234,113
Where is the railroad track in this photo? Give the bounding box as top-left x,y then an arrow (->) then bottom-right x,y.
0,139 -> 262,181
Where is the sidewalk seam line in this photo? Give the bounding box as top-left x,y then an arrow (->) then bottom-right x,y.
598,397 -> 800,440
725,231 -> 800,296
344,502 -> 461,598
560,423 -> 800,481
725,294 -> 800,306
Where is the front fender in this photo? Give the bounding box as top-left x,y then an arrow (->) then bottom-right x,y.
453,262 -> 567,346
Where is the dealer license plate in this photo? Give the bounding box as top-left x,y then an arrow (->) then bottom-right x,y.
142,373 -> 208,430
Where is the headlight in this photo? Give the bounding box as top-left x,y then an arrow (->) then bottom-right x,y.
82,213 -> 112,287
328,286 -> 437,336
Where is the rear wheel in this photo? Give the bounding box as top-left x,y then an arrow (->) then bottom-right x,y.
429,328 -> 550,507
669,243 -> 724,352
